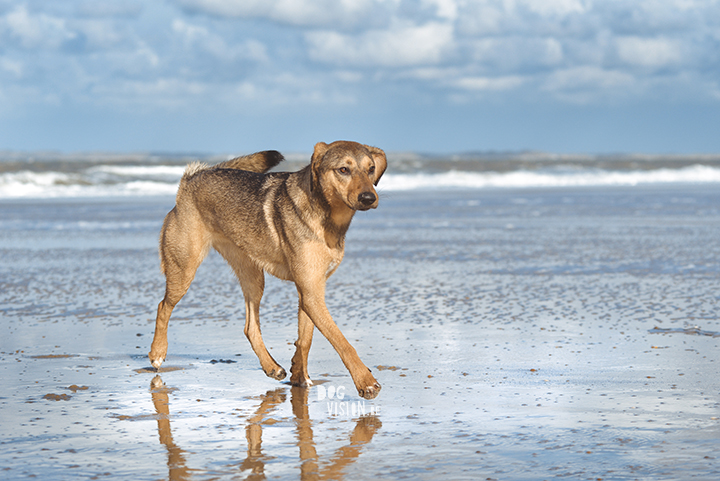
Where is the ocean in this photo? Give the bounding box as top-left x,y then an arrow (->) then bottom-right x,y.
2,150 -> 720,198
2,150 -> 720,480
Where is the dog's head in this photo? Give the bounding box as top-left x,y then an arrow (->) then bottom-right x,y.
311,141 -> 387,211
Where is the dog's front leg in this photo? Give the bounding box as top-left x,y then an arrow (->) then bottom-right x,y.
298,289 -> 381,400
149,299 -> 174,369
290,307 -> 314,387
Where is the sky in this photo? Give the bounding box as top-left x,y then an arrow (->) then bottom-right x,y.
1,0 -> 719,155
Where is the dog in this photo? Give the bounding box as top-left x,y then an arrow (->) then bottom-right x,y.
148,141 -> 387,399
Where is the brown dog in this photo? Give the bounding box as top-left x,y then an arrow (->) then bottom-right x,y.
148,141 -> 387,399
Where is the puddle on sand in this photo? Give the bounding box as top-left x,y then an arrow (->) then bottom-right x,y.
1,350 -> 386,480
649,325 -> 720,338
29,354 -> 78,359
111,375 -> 382,480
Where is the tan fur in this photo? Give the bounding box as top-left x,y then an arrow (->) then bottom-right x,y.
149,141 -> 387,399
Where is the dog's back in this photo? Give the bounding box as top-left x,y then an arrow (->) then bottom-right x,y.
160,150 -> 283,275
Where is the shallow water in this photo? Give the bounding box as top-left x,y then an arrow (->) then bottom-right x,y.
2,186 -> 720,480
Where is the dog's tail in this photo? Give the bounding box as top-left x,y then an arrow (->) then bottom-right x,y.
181,150 -> 285,183
216,150 -> 284,173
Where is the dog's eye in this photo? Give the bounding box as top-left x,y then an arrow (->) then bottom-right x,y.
368,165 -> 375,175
338,167 -> 350,175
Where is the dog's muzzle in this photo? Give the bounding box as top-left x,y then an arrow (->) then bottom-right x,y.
357,191 -> 377,209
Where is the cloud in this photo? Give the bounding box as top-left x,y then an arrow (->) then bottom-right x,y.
0,57 -> 23,77
615,36 -> 684,68
1,0 -> 720,125
306,21 -> 455,67
74,1 -> 143,19
456,0 -> 589,36
0,5 -> 74,50
174,0 -> 384,27
422,0 -> 458,20
452,75 -> 525,91
95,77 -> 208,102
542,66 -> 637,103
171,18 -> 268,62
520,0 -> 588,17
466,36 -> 565,73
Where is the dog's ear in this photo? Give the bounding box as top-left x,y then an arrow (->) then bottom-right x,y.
310,142 -> 329,192
365,145 -> 387,186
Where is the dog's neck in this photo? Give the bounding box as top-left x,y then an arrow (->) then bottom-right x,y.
323,209 -> 352,249
296,165 -> 353,249
316,190 -> 354,249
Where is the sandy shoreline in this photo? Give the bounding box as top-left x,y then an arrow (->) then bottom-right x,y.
2,186 -> 720,480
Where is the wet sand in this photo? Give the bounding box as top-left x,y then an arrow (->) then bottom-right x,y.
2,186 -> 720,480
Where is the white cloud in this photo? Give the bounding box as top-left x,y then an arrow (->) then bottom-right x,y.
423,0 -> 458,20
520,0 -> 588,17
467,36 -> 565,71
306,22 -> 455,67
543,66 -> 636,102
171,18 -> 268,65
174,0 -> 383,27
456,0 -> 590,35
75,1 -> 143,18
172,17 -> 207,40
0,5 -> 75,49
87,77 -> 209,110
453,75 -> 525,91
1,0 -> 719,119
615,36 -> 684,68
0,57 -> 22,77
71,20 -> 125,49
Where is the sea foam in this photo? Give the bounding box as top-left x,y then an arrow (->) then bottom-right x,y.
1,163 -> 719,199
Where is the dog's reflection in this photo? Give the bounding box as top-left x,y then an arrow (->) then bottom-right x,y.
150,375 -> 192,480
238,387 -> 286,478
289,386 -> 382,480
150,376 -> 381,480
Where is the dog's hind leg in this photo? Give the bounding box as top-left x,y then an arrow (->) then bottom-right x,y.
149,208 -> 210,369
242,266 -> 287,380
239,263 -> 288,380
216,243 -> 286,380
290,307 -> 314,387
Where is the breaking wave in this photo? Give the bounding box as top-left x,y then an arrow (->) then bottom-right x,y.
380,165 -> 720,191
1,156 -> 720,199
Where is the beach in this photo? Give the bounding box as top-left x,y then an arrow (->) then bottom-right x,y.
2,165 -> 720,479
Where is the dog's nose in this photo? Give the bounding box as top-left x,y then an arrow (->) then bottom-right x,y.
358,191 -> 376,206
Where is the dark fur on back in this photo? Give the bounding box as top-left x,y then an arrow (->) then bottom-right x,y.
216,150 -> 284,173
183,150 -> 284,182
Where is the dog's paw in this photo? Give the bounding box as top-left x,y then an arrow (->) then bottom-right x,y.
290,376 -> 313,388
358,381 -> 381,400
149,354 -> 164,370
265,366 -> 287,381
150,375 -> 164,390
